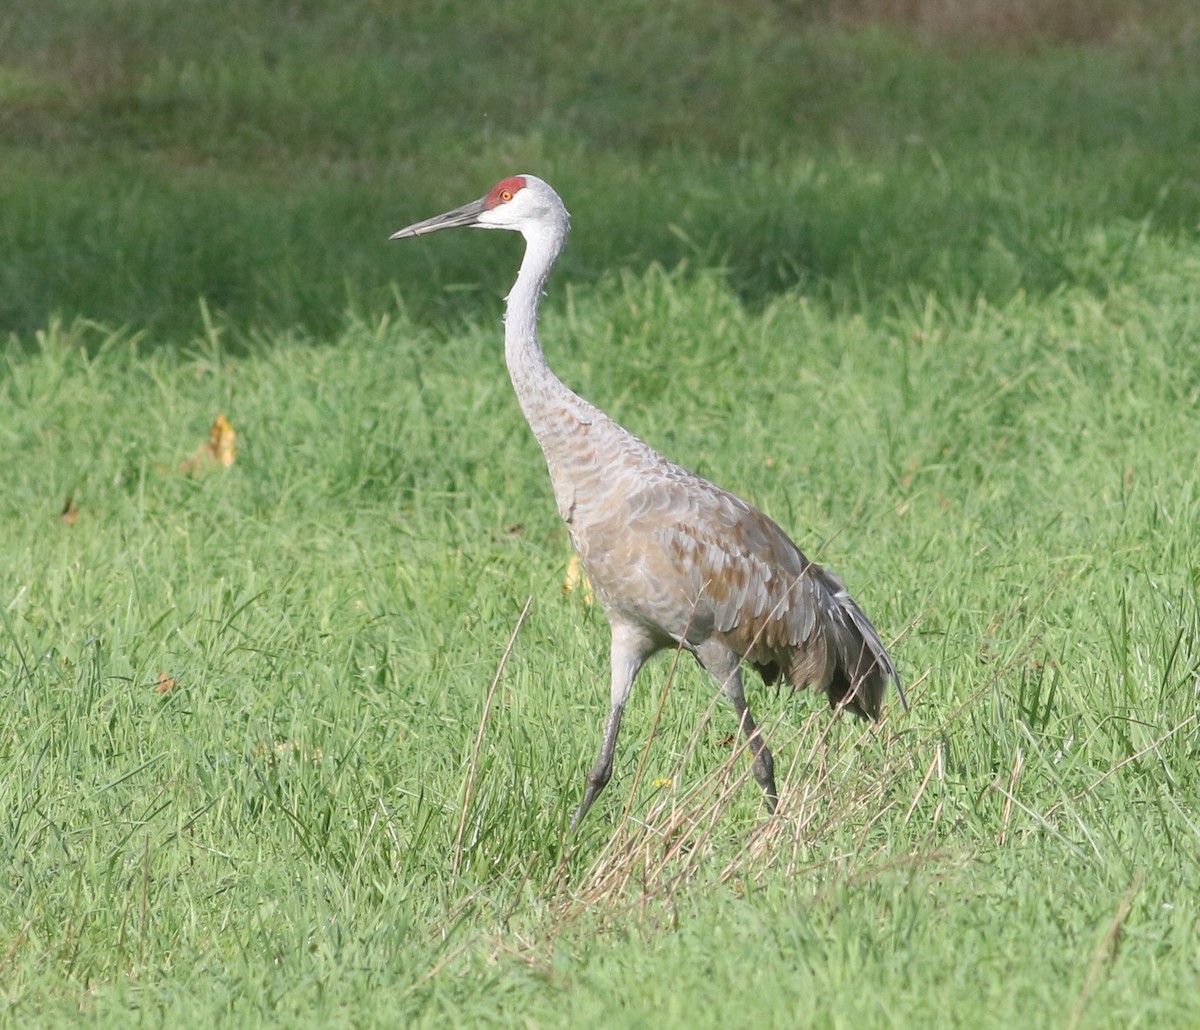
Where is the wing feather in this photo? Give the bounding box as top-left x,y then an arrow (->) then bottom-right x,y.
570,438 -> 901,720
650,480 -> 898,718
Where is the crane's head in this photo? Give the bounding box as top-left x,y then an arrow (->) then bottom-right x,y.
389,175 -> 568,242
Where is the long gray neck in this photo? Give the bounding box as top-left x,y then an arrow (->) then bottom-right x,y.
502,222 -> 588,439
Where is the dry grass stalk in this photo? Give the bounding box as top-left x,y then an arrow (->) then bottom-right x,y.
452,597 -> 533,880
1045,712 -> 1198,820
556,700 -> 930,921
1068,871 -> 1145,1030
997,745 -> 1025,845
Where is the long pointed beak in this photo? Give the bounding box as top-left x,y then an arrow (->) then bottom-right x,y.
388,196 -> 488,240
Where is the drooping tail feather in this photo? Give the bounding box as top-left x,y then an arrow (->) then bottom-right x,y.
776,565 -> 905,721
826,586 -> 906,720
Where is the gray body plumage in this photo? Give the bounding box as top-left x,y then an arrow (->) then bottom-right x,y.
391,174 -> 904,827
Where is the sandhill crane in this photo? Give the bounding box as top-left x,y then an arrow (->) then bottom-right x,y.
391,175 -> 906,828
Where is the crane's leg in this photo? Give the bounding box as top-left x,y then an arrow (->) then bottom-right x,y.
695,642 -> 778,812
571,622 -> 655,831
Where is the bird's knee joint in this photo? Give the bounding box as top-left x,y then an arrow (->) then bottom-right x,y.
586,765 -> 612,791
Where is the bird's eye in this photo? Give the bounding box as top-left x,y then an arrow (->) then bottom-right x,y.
499,189 -> 514,202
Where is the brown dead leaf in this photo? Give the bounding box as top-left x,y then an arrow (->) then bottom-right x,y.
181,413 -> 237,473
153,672 -> 178,694
61,496 -> 79,525
210,413 -> 236,467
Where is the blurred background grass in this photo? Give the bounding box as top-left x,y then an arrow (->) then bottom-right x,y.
1,0 -> 1197,340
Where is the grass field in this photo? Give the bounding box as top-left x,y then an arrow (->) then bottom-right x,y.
3,2 -> 1200,1026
